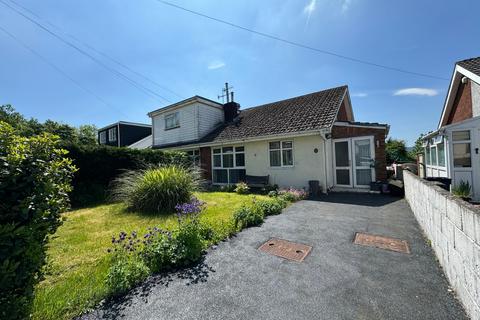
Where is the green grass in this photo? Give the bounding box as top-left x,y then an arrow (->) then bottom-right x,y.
32,192 -> 266,320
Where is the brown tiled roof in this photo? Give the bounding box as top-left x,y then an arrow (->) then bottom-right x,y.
199,85 -> 348,144
457,57 -> 480,77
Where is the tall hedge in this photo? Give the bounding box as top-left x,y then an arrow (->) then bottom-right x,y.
0,121 -> 77,320
65,145 -> 188,207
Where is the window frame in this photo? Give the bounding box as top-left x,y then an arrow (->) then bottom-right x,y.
269,140 -> 294,168
186,149 -> 200,167
108,127 -> 117,142
451,130 -> 472,168
164,112 -> 180,130
211,146 -> 246,185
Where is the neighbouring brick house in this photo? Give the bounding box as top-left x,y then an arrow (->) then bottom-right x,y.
138,85 -> 389,193
423,57 -> 480,199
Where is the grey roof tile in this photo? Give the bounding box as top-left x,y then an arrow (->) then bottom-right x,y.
457,57 -> 480,77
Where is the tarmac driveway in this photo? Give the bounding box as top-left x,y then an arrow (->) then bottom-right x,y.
83,193 -> 468,320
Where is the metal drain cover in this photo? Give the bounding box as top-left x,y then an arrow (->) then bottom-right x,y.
354,232 -> 410,254
258,238 -> 312,262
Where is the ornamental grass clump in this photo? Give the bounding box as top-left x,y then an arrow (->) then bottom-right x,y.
111,165 -> 201,214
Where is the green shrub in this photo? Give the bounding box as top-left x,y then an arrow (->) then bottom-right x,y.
66,144 -> 188,207
106,255 -> 149,296
111,165 -> 200,214
0,121 -> 76,320
452,180 -> 471,198
278,187 -> 308,202
256,198 -> 285,216
233,202 -> 265,230
234,182 -> 250,194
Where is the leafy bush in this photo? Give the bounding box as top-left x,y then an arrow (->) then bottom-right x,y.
106,231 -> 149,296
278,187 -> 308,202
234,182 -> 250,194
0,121 -> 76,319
111,165 -> 200,214
106,197 -> 206,295
66,144 -> 188,207
452,180 -> 471,198
256,198 -> 286,216
233,201 -> 265,230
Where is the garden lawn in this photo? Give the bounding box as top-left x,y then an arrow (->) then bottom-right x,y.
32,192 -> 266,320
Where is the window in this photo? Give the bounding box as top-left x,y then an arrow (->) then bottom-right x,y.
269,141 -> 293,167
437,142 -> 445,167
99,131 -> 106,144
212,146 -> 246,184
452,130 -> 471,168
425,147 -> 431,165
108,127 -> 117,142
430,146 -> 437,166
186,149 -> 200,167
165,112 -> 180,130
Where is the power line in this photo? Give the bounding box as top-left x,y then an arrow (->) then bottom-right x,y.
0,0 -> 172,104
7,0 -> 184,100
156,0 -> 449,81
0,23 -> 129,118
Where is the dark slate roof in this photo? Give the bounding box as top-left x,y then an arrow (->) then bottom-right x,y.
197,85 -> 348,144
457,57 -> 480,77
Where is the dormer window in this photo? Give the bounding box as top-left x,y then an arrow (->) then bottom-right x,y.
165,112 -> 180,130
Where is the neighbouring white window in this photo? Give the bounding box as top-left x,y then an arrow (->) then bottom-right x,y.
430,145 -> 437,166
437,142 -> 445,167
452,130 -> 471,168
165,112 -> 180,130
99,131 -> 106,144
186,149 -> 200,167
269,141 -> 293,167
108,127 -> 117,142
212,146 -> 245,184
425,147 -> 431,165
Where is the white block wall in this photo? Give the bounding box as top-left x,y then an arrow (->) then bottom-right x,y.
404,170 -> 480,320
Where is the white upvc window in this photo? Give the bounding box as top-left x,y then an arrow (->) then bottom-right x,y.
212,146 -> 245,184
452,130 -> 471,168
186,149 -> 200,167
108,127 -> 117,142
269,141 -> 293,167
165,112 -> 180,130
99,131 -> 106,144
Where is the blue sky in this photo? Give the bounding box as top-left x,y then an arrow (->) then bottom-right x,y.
1,0 -> 479,145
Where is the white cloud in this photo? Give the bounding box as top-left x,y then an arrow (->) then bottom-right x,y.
303,0 -> 316,27
393,88 -> 438,97
352,92 -> 368,97
341,0 -> 352,13
207,60 -> 226,70
303,0 -> 316,14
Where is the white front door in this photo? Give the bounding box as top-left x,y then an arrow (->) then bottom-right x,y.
352,136 -> 375,188
333,139 -> 353,187
333,136 -> 375,188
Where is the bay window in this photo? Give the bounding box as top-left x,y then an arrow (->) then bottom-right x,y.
212,146 -> 245,184
269,141 -> 293,167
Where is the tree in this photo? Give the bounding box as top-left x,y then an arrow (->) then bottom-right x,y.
408,132 -> 431,160
385,138 -> 414,164
77,124 -> 98,146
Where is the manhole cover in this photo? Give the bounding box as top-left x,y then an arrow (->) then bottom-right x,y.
258,238 -> 312,262
354,232 -> 410,254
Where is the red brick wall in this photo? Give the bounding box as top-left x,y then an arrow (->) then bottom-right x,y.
446,80 -> 472,125
331,125 -> 387,181
199,147 -> 212,181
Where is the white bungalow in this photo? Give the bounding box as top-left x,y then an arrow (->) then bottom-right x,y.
424,57 -> 480,199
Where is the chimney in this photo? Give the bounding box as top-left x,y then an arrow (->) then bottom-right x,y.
223,101 -> 240,123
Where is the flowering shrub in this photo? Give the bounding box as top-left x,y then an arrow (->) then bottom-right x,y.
106,197 -> 207,295
233,198 -> 265,230
255,198 -> 286,216
278,187 -> 308,202
234,182 -> 250,194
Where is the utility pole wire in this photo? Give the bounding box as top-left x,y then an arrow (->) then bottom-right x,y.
0,0 -> 171,104
156,0 -> 449,81
0,24 -> 130,118
8,0 -> 184,100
